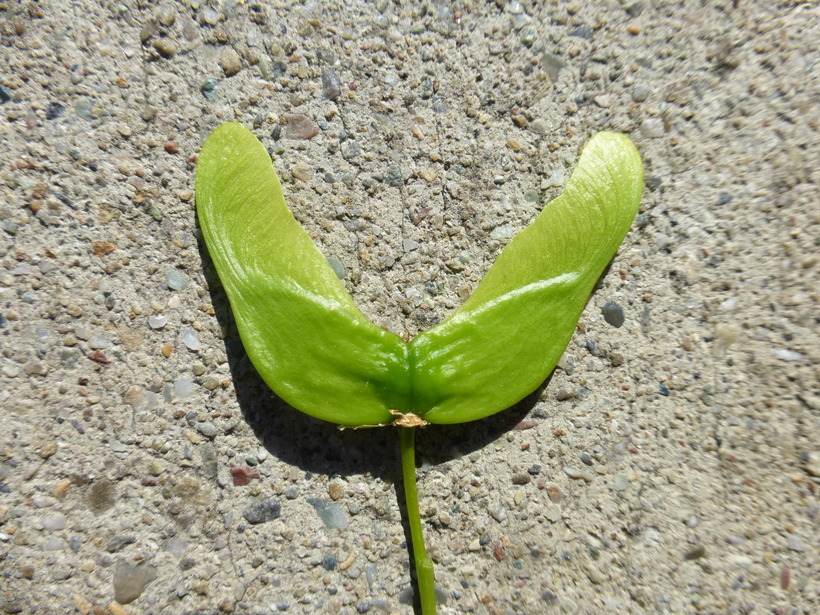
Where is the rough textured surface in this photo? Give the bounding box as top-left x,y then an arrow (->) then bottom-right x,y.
0,1 -> 817,614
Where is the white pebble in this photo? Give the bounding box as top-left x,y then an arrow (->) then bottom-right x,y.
148,315 -> 168,330
772,349 -> 804,361
183,328 -> 201,352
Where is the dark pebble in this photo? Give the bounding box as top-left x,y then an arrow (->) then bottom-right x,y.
684,545 -> 706,560
645,175 -> 663,191
659,383 -> 670,396
527,464 -> 542,475
46,102 -> 64,119
107,534 -> 136,552
200,78 -> 218,102
580,453 -> 594,466
179,557 -> 197,571
512,473 -> 531,485
601,301 -> 625,328
570,24 -> 593,39
322,554 -> 337,570
322,69 -> 341,100
0,84 -> 11,104
585,339 -> 603,356
384,164 -> 404,187
717,192 -> 733,205
87,479 -> 116,513
243,498 -> 281,524
542,590 -> 558,604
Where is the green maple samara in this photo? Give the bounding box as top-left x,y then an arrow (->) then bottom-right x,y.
196,123 -> 643,614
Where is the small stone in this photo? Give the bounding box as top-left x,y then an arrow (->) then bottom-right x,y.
107,535 -> 136,552
489,504 -> 507,523
545,506 -> 561,522
805,452 -> 820,477
684,545 -> 706,560
46,102 -> 65,120
419,168 -> 437,182
75,97 -> 93,119
201,375 -> 220,390
87,335 -> 110,349
772,349 -> 804,361
182,328 -> 201,352
39,441 -> 57,459
200,78 -> 218,102
157,8 -> 176,26
196,422 -> 218,439
511,473 -> 531,485
640,117 -> 665,138
530,118 -> 549,135
307,498 -> 348,529
322,554 -> 337,571
92,241 -> 116,256
321,69 -> 341,100
113,561 -> 157,604
42,513 -> 67,531
546,485 -> 562,502
787,535 -> 805,552
328,481 -> 344,501
285,114 -> 319,139
24,363 -> 48,376
231,466 -> 261,486
601,301 -> 625,328
631,84 -> 650,102
152,39 -> 177,58
613,475 -> 629,491
290,162 -> 313,181
32,494 -> 57,508
199,7 -> 220,25
220,47 -> 242,76
174,378 -> 194,398
563,466 -> 594,482
326,256 -> 346,280
88,480 -> 116,513
54,479 -> 71,499
140,20 -> 158,44
243,498 -> 281,524
148,315 -> 167,330
73,595 -> 92,614
167,269 -> 190,291
490,225 -> 515,240
586,564 -> 607,584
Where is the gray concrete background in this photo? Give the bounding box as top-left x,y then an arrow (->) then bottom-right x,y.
0,1 -> 817,614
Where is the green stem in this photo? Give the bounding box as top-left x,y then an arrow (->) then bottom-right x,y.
399,427 -> 437,615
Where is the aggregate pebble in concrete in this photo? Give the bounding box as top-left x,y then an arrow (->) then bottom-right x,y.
0,1 -> 817,614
